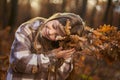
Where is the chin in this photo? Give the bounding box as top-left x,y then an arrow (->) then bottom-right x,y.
47,37 -> 55,41
51,39 -> 56,41
51,38 -> 56,41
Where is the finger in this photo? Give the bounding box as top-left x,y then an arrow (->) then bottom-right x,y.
59,50 -> 75,59
59,50 -> 73,54
68,48 -> 75,51
63,48 -> 76,53
67,51 -> 75,55
56,47 -> 63,51
64,52 -> 73,59
53,47 -> 63,52
57,48 -> 75,56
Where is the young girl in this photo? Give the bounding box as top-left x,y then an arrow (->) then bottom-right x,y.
7,13 -> 85,80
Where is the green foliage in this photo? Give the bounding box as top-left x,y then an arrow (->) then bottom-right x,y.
80,74 -> 93,80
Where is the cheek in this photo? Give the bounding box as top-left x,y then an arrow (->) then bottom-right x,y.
49,35 -> 56,41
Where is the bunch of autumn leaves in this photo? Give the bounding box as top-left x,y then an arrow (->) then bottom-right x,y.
59,20 -> 120,62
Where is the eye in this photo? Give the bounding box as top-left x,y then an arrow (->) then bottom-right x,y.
53,24 -> 57,29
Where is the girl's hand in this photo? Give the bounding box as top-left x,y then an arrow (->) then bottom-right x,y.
51,47 -> 76,59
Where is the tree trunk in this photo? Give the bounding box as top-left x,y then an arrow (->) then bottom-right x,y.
103,0 -> 112,23
80,0 -> 87,19
90,0 -> 98,27
0,0 -> 7,29
8,0 -> 18,32
62,0 -> 66,12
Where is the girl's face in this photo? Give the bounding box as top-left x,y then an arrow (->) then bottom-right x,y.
41,20 -> 66,41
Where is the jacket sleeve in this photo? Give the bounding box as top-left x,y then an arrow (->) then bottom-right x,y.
57,58 -> 73,79
10,20 -> 55,74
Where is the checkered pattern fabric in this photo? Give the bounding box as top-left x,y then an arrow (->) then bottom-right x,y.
6,17 -> 73,80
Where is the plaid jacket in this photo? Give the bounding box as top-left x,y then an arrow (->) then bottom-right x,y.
7,17 -> 73,80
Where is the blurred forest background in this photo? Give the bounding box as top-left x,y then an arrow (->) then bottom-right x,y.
0,0 -> 120,80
